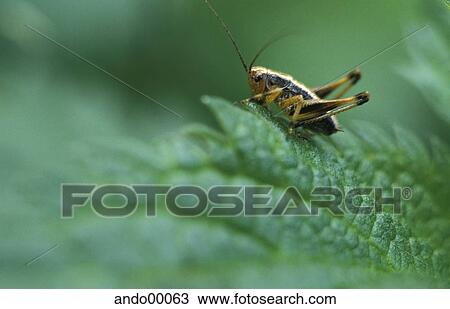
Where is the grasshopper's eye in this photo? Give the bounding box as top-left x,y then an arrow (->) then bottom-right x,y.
254,75 -> 262,82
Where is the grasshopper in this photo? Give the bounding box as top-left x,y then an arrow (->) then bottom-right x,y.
205,0 -> 370,135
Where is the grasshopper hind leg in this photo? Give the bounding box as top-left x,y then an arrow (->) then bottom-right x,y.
293,92 -> 369,135
312,68 -> 362,99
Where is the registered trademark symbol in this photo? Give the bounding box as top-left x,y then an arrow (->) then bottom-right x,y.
402,187 -> 412,200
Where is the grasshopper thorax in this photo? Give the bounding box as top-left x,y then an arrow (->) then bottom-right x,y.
248,66 -> 315,100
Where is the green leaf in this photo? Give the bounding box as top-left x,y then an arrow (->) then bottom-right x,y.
71,95 -> 450,288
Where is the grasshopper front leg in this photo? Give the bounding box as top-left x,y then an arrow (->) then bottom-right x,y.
239,90 -> 308,136
239,87 -> 285,106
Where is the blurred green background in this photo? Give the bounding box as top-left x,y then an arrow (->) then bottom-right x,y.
0,0 -> 448,287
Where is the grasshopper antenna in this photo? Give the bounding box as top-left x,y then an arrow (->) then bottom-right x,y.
204,0 -> 248,73
249,30 -> 295,69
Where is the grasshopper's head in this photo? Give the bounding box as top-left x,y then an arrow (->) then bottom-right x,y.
248,66 -> 267,95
